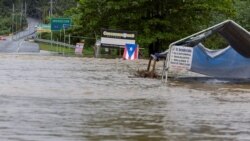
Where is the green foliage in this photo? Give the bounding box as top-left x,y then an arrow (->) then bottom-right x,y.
26,0 -> 77,20
67,0 -> 234,55
0,0 -> 27,35
233,0 -> 250,30
202,33 -> 229,49
1,0 -> 249,55
39,42 -> 95,57
39,42 -> 75,55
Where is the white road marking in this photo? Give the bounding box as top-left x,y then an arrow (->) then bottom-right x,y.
17,40 -> 25,53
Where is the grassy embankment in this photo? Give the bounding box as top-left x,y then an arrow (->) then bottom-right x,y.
38,43 -> 95,57
39,43 -> 148,58
39,43 -> 127,58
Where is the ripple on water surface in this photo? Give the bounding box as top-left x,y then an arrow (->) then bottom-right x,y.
0,54 -> 249,141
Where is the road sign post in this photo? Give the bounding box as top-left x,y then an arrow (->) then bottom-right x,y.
50,18 -> 71,51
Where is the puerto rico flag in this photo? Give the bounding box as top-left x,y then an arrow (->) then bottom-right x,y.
123,44 -> 139,60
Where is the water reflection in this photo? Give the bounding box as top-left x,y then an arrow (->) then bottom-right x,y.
0,96 -> 169,141
83,99 -> 167,141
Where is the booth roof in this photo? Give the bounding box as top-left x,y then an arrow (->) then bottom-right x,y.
174,20 -> 250,58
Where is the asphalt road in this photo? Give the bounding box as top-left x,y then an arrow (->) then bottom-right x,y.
0,18 -> 40,53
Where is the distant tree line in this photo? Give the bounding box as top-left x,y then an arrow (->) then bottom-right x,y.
0,0 -> 76,35
1,0 -> 250,56
25,0 -> 76,22
65,0 -> 250,55
0,0 -> 27,35
67,0 -> 235,54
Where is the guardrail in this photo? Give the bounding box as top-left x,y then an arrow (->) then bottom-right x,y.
34,38 -> 75,48
13,30 -> 36,41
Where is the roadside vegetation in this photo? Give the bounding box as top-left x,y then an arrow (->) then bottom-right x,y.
0,0 -> 27,35
1,0 -> 250,57
39,43 -> 95,57
64,0 -> 250,55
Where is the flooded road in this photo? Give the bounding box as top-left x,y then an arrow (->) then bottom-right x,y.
0,54 -> 250,141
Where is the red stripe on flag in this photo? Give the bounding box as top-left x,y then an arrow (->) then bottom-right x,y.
123,46 -> 127,59
134,46 -> 138,60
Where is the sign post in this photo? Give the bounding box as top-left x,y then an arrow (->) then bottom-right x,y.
50,18 -> 71,51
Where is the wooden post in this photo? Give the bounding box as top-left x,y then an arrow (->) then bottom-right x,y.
149,60 -> 157,78
147,58 -> 152,71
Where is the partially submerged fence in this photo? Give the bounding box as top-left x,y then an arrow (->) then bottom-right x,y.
34,38 -> 75,48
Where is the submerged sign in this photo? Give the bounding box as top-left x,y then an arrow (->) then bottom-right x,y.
169,46 -> 193,71
101,29 -> 136,47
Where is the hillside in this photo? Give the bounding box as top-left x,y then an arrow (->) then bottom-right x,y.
0,0 -> 77,35
26,0 -> 77,19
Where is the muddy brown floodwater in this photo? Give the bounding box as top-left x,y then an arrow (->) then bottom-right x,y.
0,54 -> 250,141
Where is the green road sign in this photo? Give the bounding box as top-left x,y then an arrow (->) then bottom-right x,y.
37,24 -> 51,33
51,18 -> 71,31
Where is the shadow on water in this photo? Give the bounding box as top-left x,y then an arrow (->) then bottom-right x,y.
82,99 -> 169,141
169,77 -> 250,92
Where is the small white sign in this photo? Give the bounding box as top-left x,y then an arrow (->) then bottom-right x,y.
75,43 -> 84,55
101,37 -> 136,46
169,46 -> 193,71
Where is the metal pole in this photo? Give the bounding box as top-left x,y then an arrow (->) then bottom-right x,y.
25,0 -> 27,17
20,1 -> 23,30
12,3 -> 15,40
51,32 -> 53,51
15,3 -> 17,37
69,34 -> 71,55
60,29 -> 62,41
69,34 -> 71,44
43,9 -> 46,23
50,0 -> 53,17
63,45 -> 65,56
50,0 -> 54,52
18,0 -> 23,40
57,38 -> 59,53
64,28 -> 65,43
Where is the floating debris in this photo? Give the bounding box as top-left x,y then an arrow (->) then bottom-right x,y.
136,69 -> 160,78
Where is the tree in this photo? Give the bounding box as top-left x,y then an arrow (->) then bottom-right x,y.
70,0 -> 234,56
26,0 -> 77,19
233,0 -> 250,30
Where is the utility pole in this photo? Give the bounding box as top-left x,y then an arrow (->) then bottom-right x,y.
15,4 -> 17,34
50,0 -> 53,49
50,0 -> 53,18
12,3 -> 15,40
25,0 -> 27,17
20,0 -> 23,33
